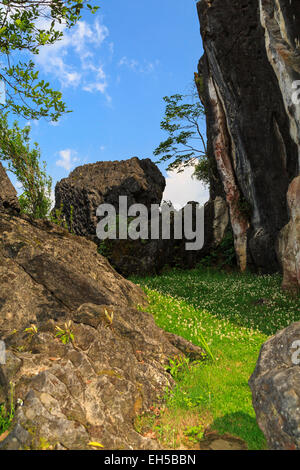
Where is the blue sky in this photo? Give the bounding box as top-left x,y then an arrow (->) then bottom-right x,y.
14,0 -> 209,207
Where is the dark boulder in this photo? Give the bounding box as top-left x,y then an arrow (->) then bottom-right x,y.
99,199 -> 230,277
249,321 -> 300,449
54,156 -> 230,276
197,0 -> 299,273
53,157 -> 166,240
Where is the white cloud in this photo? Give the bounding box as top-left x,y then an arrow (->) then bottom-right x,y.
118,57 -> 159,74
56,149 -> 79,172
83,81 -> 108,93
118,56 -> 139,70
163,165 -> 209,209
34,17 -> 109,94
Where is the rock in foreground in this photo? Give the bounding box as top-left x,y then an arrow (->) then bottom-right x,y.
0,209 -> 205,450
249,322 -> 300,450
0,212 -> 146,335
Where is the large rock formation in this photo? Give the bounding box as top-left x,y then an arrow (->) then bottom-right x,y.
97,198 -> 231,277
260,0 -> 300,165
277,176 -> 300,293
249,321 -> 300,450
0,212 -> 146,336
0,168 -> 206,450
0,163 -> 20,214
54,157 -> 231,276
197,0 -> 300,274
53,157 -> 166,240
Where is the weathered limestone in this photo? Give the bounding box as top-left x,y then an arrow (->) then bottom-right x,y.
197,0 -> 299,273
278,175 -> 300,292
0,210 -> 206,450
249,321 -> 300,450
53,157 -> 166,240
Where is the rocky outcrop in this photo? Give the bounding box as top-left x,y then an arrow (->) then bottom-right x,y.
0,207 -> 206,449
53,157 -> 166,240
54,156 -> 231,276
260,0 -> 300,167
197,0 -> 299,273
0,163 -> 20,214
249,321 -> 300,450
98,199 -> 231,277
277,176 -> 300,292
0,212 -> 146,336
259,1 -> 300,291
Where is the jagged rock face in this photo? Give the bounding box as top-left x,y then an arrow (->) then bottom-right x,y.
53,157 -> 166,240
197,0 -> 299,273
0,210 -> 206,449
0,213 -> 146,336
0,163 -> 20,214
212,197 -> 229,245
277,176 -> 300,292
260,0 -> 300,167
98,200 -> 230,277
54,156 -> 229,276
249,321 -> 300,449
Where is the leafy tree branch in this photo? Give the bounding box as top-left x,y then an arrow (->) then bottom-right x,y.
154,93 -> 211,185
0,0 -> 99,120
0,112 -> 52,218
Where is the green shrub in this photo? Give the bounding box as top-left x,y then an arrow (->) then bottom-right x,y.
0,114 -> 52,219
198,231 -> 236,268
0,382 -> 15,435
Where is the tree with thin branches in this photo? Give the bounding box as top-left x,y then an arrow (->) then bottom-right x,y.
0,1 -> 98,218
154,93 -> 210,184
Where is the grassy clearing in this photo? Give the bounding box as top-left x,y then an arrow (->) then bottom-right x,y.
0,383 -> 15,438
131,267 -> 300,450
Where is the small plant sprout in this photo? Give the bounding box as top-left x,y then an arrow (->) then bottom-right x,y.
24,324 -> 38,338
55,321 -> 74,345
184,424 -> 204,443
165,355 -> 190,380
88,441 -> 104,449
104,309 -> 114,325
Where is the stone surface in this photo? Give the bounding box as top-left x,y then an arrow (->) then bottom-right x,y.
0,210 -> 206,450
0,163 -> 20,214
53,157 -> 166,240
199,432 -> 247,451
54,156 -> 231,276
98,200 -> 230,277
260,0 -> 300,168
0,212 -> 146,336
277,176 -> 300,293
197,0 -> 299,273
0,305 -> 181,450
212,197 -> 229,246
249,321 -> 300,450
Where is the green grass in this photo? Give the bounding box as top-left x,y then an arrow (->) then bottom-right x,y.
0,383 -> 15,437
0,404 -> 13,436
131,267 -> 300,450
